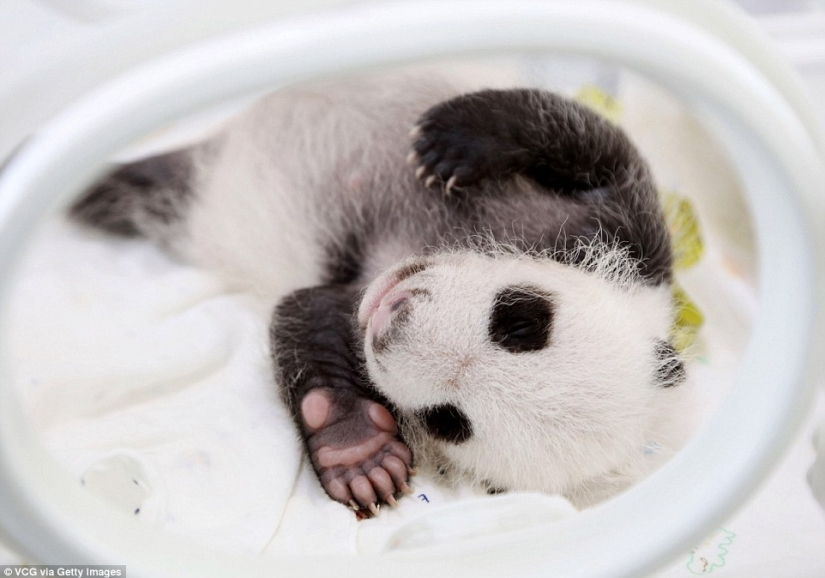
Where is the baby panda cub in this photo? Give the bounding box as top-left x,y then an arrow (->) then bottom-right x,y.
71,75 -> 688,517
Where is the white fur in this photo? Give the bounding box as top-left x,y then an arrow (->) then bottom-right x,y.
178,76 -> 456,299
361,250 -> 688,507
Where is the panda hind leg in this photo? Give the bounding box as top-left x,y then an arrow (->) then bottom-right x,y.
69,149 -> 195,241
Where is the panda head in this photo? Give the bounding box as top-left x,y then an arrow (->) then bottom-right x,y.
356,249 -> 687,504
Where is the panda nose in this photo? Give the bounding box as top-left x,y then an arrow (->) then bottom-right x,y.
370,289 -> 413,341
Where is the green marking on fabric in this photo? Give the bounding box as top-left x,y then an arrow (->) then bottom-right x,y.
686,527 -> 736,574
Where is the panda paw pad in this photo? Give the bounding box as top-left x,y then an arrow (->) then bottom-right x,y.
301,391 -> 414,518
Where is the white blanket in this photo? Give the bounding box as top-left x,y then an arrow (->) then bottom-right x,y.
5,217 -> 579,556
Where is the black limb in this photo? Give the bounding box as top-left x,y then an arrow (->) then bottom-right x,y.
270,284 -> 413,516
411,89 -> 672,284
69,150 -> 194,237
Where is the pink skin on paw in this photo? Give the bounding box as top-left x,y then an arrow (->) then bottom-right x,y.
368,467 -> 394,500
350,476 -> 377,505
380,455 -> 409,487
301,391 -> 331,431
325,477 -> 351,502
316,432 -> 396,468
368,402 -> 397,433
303,393 -> 415,516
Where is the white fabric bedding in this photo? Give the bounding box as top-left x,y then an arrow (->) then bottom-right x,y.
5,216 -> 579,557
3,75 -> 825,574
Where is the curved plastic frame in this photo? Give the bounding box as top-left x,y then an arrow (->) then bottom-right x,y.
0,2 -> 823,577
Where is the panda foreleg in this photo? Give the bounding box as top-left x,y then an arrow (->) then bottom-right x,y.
409,88 -> 673,284
409,88 -> 635,195
270,284 -> 413,516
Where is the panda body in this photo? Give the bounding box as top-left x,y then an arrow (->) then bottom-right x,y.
71,74 -> 690,513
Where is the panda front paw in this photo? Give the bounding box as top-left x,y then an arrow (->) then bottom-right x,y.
408,119 -> 490,194
409,92 -> 532,194
300,390 -> 414,518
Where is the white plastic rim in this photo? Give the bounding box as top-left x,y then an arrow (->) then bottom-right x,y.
0,1 -> 823,577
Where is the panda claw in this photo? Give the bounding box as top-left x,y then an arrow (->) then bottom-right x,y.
445,175 -> 458,195
369,502 -> 381,516
386,494 -> 399,507
424,175 -> 438,188
410,99 -> 503,190
406,151 -> 419,166
349,499 -> 361,511
415,165 -> 428,180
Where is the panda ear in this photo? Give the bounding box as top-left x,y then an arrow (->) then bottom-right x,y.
654,340 -> 686,388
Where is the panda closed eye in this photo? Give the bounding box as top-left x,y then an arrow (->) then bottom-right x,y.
488,286 -> 554,353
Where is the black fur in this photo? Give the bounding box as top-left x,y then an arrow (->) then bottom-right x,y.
325,232 -> 365,285
413,89 -> 672,285
417,404 -> 473,444
394,258 -> 433,282
271,284 -> 379,416
489,286 -> 554,353
70,150 -> 194,237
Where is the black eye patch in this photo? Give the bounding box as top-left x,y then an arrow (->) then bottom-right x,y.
489,286 -> 554,353
417,404 -> 473,444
